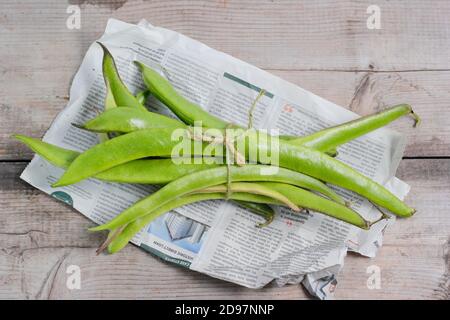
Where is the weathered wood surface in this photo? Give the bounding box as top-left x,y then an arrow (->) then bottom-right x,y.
0,0 -> 449,299
1,160 -> 448,299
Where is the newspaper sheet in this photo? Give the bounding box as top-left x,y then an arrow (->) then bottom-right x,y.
20,19 -> 410,299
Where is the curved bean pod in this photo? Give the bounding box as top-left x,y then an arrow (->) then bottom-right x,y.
13,134 -> 79,168
98,42 -> 146,111
136,61 -> 417,153
78,107 -> 184,133
13,134 -> 219,184
15,133 -> 345,227
107,190 -> 279,254
53,128 -> 413,216
287,104 -> 419,152
53,128 -> 185,186
89,165 -> 369,232
202,182 -> 368,228
135,61 -> 229,128
50,130 -> 342,203
15,135 -> 343,212
15,134 -> 276,219
106,180 -> 369,253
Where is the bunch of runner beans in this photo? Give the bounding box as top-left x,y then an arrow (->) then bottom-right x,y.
14,42 -> 420,254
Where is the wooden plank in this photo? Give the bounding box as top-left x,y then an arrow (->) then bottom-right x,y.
0,0 -> 449,71
0,159 -> 448,299
3,70 -> 449,159
1,1 -> 449,158
338,158 -> 450,300
273,70 -> 450,157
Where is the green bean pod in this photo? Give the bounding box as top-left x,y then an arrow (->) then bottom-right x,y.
288,104 -> 419,152
98,42 -> 147,111
13,135 -> 79,168
98,69 -> 118,142
202,182 -> 368,228
89,165 -> 369,232
136,61 -> 417,153
107,190 -> 280,254
14,134 -> 343,204
106,181 -> 369,254
49,130 -> 343,203
77,107 -> 184,133
13,134 -> 218,183
52,128 -> 413,217
135,61 -> 229,128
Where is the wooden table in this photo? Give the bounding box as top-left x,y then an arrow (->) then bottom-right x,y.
1,0 -> 448,300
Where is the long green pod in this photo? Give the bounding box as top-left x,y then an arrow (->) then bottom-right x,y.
13,134 -> 219,183
98,69 -> 118,142
50,129 -> 343,204
265,183 -> 369,226
136,62 -> 417,153
288,104 -> 419,152
107,190 -> 279,254
107,182 -> 369,254
85,70 -> 417,157
14,135 -> 342,205
15,134 -> 276,218
95,159 -> 220,184
52,128 -> 413,217
257,133 -> 415,217
135,61 -> 229,128
13,134 -> 79,168
78,107 -> 184,133
53,128 -> 186,186
191,182 -> 300,212
89,165 -> 370,232
98,42 -> 147,111
202,182 -> 369,228
46,128 -> 286,188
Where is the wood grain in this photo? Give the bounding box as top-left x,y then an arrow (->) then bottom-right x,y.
0,160 -> 448,299
1,0 -> 449,71
0,0 -> 449,300
2,70 -> 450,159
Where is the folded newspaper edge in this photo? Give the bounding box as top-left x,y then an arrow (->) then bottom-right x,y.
20,19 -> 411,299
